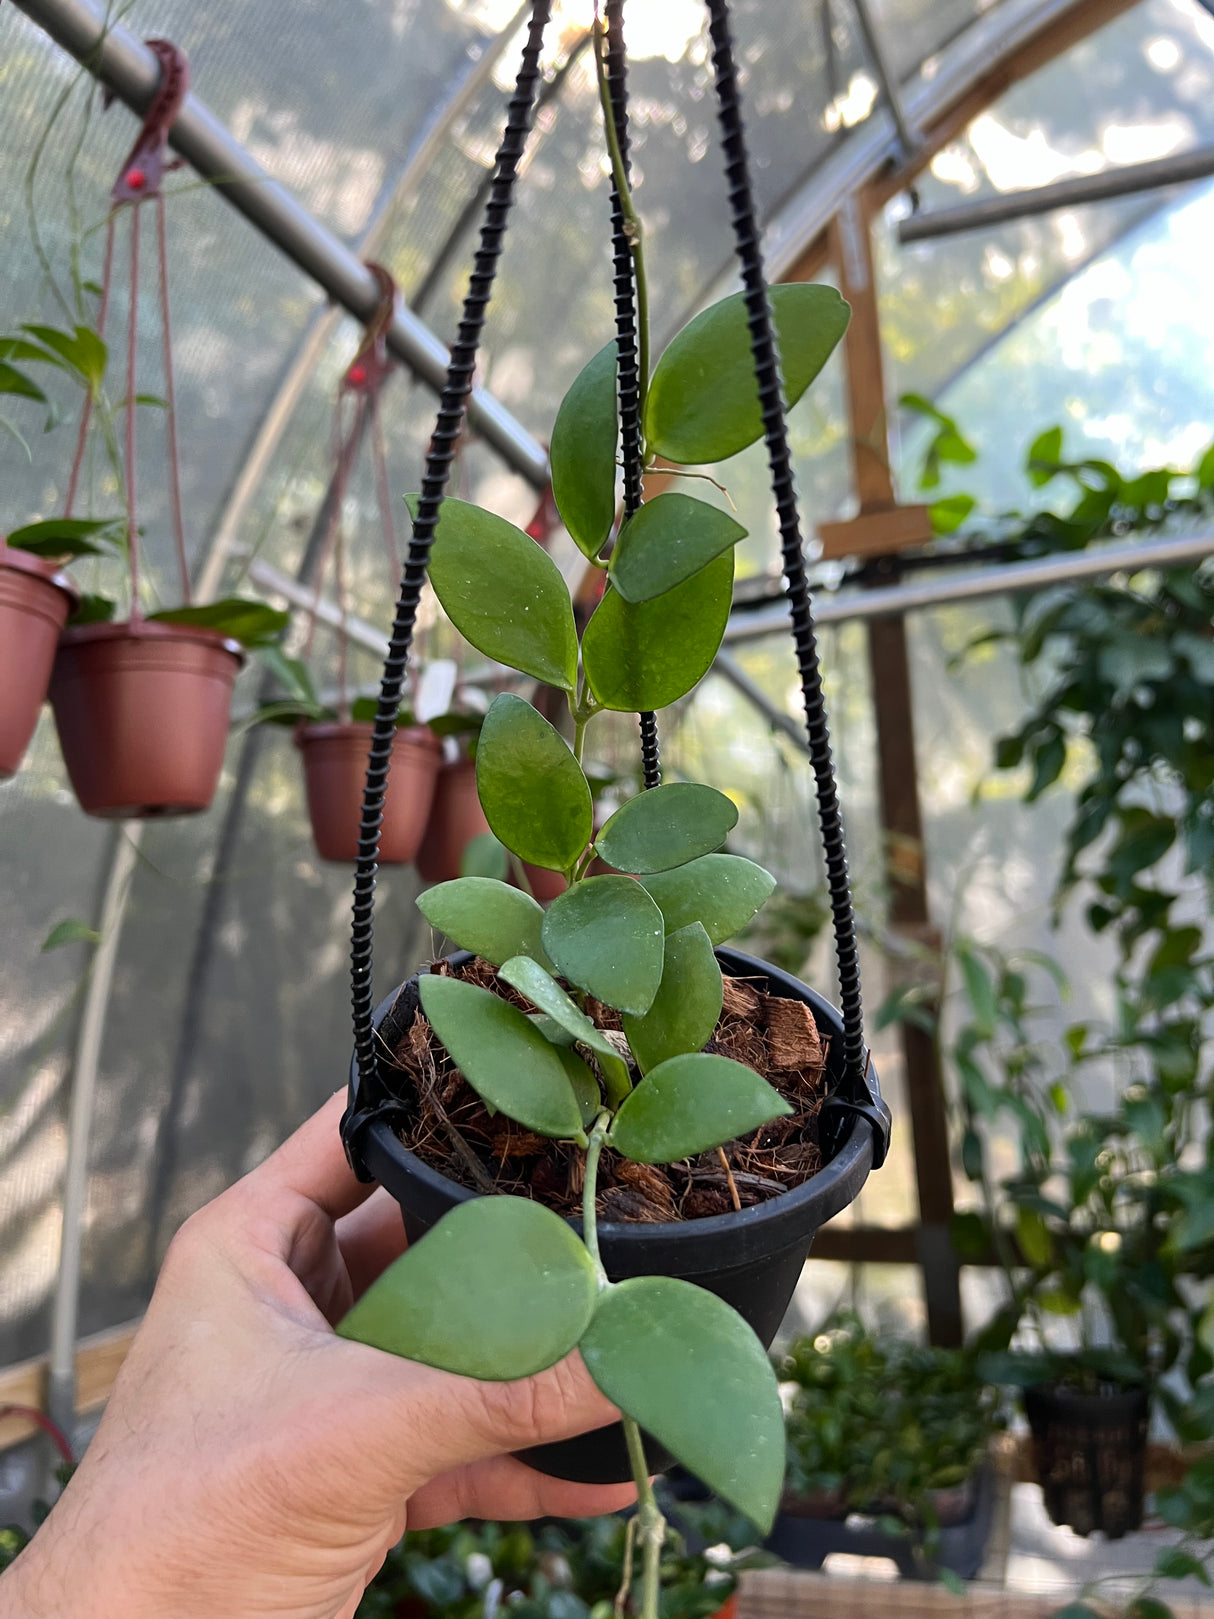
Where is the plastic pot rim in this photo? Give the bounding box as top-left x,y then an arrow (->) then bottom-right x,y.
358,944 -> 875,1265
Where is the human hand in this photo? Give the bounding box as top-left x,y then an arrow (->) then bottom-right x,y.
3,1092 -> 632,1619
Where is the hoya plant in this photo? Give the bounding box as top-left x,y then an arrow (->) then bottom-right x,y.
335,10 -> 870,1618
338,112 -> 850,1619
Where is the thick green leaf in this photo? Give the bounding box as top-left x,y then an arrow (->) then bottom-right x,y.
41,917 -> 101,952
595,783 -> 738,875
476,695 -> 592,873
421,496 -> 578,692
541,876 -> 665,1016
460,832 -> 509,880
6,517 -> 123,558
582,552 -> 734,713
419,973 -> 588,1140
71,593 -> 115,624
550,339 -> 618,560
499,955 -> 620,1068
609,1052 -> 789,1163
0,362 -> 46,402
580,1275 -> 785,1531
645,285 -> 850,465
338,1196 -> 597,1380
640,854 -> 776,945
622,921 -> 722,1073
557,1047 -> 603,1127
609,493 -> 747,604
22,323 -> 107,389
417,877 -> 551,969
148,597 -> 288,648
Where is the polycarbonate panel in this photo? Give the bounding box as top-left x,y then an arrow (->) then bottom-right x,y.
1,0 -> 1209,1379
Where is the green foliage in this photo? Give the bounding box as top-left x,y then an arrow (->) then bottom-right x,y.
498,954 -> 629,1091
645,285 -> 850,464
550,339 -> 618,560
338,1196 -> 598,1379
476,695 -> 593,873
416,878 -> 551,970
422,496 -> 579,692
580,1275 -> 785,1531
899,394 -> 977,491
356,1508 -> 757,1619
640,854 -> 776,945
582,553 -> 735,712
594,783 -> 738,875
779,1315 -> 1002,1551
622,921 -> 723,1074
40,917 -> 100,951
148,597 -> 290,649
609,1052 -> 789,1164
418,975 -> 589,1142
609,493 -> 747,604
541,875 -> 666,1016
6,516 -> 124,558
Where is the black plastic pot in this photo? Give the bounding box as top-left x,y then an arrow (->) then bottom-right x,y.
353,945 -> 879,1484
1024,1382 -> 1149,1539
766,1464 -> 996,1581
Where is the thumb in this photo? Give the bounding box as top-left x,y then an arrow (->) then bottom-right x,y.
373,1348 -> 619,1483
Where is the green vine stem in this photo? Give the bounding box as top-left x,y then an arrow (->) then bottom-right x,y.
581,1108 -> 667,1619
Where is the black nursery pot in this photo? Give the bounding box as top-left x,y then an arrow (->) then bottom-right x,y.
1024,1382 -> 1149,1540
354,945 -> 878,1484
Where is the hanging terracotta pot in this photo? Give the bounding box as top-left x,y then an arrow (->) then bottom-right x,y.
296,722 -> 441,864
0,547 -> 77,779
414,757 -> 489,883
48,620 -> 242,818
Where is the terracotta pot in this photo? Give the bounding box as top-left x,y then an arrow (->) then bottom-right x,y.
49,620 -> 242,818
0,547 -> 76,778
520,862 -> 567,901
415,757 -> 489,883
296,722 -> 441,864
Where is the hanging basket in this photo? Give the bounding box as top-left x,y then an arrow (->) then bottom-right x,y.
354,946 -> 877,1484
297,721 -> 440,864
49,620 -> 241,817
1024,1382 -> 1149,1539
0,547 -> 77,779
339,0 -> 892,1493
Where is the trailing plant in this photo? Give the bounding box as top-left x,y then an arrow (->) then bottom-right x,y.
356,1503 -> 762,1619
335,16 -> 863,1619
778,1313 -> 1001,1554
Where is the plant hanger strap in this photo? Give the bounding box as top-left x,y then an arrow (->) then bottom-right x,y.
65,39 -> 192,613
601,0 -> 660,791
344,0 -> 553,1174
704,0 -> 889,1168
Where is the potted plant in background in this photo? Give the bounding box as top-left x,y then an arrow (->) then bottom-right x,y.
4,45 -> 291,816
0,323 -> 103,777
355,1500 -> 764,1619
335,11 -> 890,1618
770,1313 -> 1002,1580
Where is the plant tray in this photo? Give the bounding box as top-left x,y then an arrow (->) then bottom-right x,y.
765,1465 -> 996,1582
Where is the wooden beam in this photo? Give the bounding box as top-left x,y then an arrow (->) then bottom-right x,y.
0,1321 -> 139,1453
830,194 -> 963,1348
817,505 -> 933,561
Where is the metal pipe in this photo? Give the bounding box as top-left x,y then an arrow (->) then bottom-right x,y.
46,827 -> 142,1439
898,144 -> 1214,242
850,0 -> 917,159
246,557 -> 388,659
723,531 -> 1214,643
712,650 -> 813,752
10,0 -> 550,488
